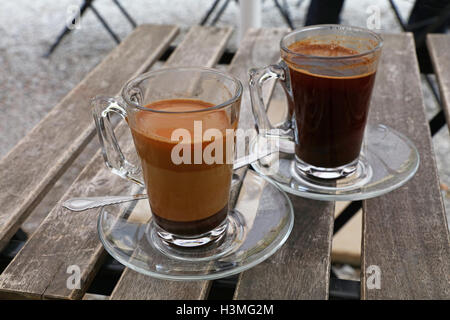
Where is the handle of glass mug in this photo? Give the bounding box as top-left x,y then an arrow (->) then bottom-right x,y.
92,96 -> 144,186
249,61 -> 294,141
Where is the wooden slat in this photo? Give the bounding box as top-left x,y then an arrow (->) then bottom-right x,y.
0,24 -> 179,251
0,26 -> 232,300
227,28 -> 288,208
110,28 -> 288,300
109,26 -> 233,300
110,271 -> 211,300
228,29 -> 286,131
82,293 -> 109,300
226,28 -> 334,300
98,26 -> 232,300
361,33 -> 450,299
0,131 -> 138,299
234,196 -> 334,299
427,34 -> 450,129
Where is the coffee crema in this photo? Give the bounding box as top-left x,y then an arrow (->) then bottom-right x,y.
285,40 -> 376,168
287,41 -> 360,57
129,99 -> 235,236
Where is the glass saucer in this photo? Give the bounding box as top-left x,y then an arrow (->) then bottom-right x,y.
97,170 -> 294,281
250,124 -> 420,201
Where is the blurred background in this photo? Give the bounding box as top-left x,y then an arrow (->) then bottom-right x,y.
0,0 -> 449,283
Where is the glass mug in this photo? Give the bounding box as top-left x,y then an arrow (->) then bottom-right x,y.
250,25 -> 383,180
92,67 -> 242,248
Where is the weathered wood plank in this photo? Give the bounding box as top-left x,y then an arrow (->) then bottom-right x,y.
110,269 -> 211,300
0,24 -> 179,251
361,33 -> 450,299
427,34 -> 450,129
109,26 -> 234,300
0,135 -> 137,299
227,28 -> 287,131
227,28 -> 288,209
234,195 -> 334,299
0,26 -> 232,300
82,293 -> 109,300
110,28 -> 288,300
228,28 -> 334,300
165,26 -> 232,68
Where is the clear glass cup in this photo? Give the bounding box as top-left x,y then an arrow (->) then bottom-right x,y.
250,25 -> 383,181
92,67 -> 242,248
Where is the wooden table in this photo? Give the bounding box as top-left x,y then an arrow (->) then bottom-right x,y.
0,25 -> 448,300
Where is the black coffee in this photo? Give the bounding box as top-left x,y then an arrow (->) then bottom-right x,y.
286,41 -> 376,168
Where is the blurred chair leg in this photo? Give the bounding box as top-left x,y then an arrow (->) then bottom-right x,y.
45,0 -> 122,57
211,0 -> 232,25
413,3 -> 450,47
89,4 -> 121,44
274,0 -> 295,29
202,0 -> 295,29
295,0 -> 304,8
200,0 -> 223,25
389,0 -> 450,73
388,0 -> 407,30
390,0 -> 449,134
304,0 -> 344,26
112,0 -> 137,28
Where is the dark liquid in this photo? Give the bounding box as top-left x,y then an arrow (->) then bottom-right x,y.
286,42 -> 376,168
129,99 -> 235,236
154,205 -> 228,236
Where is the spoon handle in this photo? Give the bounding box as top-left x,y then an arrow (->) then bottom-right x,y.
62,194 -> 148,212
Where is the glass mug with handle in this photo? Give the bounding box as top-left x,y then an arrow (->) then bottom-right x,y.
250,25 -> 383,183
92,67 -> 242,248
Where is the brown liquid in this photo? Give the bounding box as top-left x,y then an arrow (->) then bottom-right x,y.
129,99 -> 235,236
285,41 -> 376,168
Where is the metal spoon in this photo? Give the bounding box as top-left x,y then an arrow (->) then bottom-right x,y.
63,193 -> 148,212
63,139 -> 294,212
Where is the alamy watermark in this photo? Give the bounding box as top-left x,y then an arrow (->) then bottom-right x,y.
66,264 -> 81,290
366,265 -> 381,290
170,121 -> 280,174
366,5 -> 381,30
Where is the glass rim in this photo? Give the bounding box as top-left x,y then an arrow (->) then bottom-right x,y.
122,66 -> 243,114
280,24 -> 384,60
